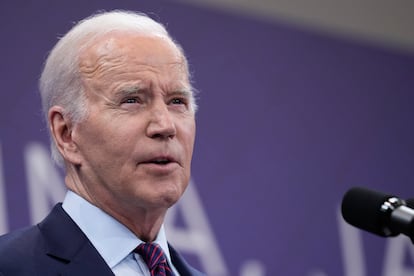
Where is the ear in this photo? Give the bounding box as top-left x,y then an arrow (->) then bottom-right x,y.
48,106 -> 82,165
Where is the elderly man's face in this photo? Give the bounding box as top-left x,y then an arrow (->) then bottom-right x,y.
72,33 -> 195,212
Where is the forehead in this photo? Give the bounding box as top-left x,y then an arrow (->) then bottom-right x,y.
79,32 -> 187,77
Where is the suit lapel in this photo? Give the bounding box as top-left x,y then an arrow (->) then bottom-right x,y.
38,204 -> 114,276
169,244 -> 205,276
38,204 -> 203,276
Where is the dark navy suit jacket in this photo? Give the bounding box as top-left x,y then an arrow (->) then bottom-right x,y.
0,204 -> 204,276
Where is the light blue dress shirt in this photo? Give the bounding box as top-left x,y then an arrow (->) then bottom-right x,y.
62,190 -> 179,275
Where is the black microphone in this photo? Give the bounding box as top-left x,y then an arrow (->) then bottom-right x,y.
341,187 -> 414,239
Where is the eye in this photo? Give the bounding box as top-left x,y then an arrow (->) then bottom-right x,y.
170,98 -> 187,105
122,97 -> 140,104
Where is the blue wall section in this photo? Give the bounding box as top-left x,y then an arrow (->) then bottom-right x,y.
1,0 -> 414,275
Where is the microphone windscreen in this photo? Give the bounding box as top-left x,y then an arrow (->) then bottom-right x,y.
341,187 -> 397,237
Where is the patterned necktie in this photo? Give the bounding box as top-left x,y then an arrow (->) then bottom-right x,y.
135,242 -> 175,276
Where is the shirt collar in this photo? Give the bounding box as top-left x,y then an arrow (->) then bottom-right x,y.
62,190 -> 172,268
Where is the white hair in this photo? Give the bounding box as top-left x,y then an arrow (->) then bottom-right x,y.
39,10 -> 196,167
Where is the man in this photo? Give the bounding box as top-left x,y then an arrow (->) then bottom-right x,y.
0,10 -> 204,276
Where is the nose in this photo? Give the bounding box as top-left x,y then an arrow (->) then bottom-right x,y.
146,102 -> 176,139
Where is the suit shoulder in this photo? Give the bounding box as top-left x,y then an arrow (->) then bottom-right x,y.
168,244 -> 206,276
0,225 -> 44,264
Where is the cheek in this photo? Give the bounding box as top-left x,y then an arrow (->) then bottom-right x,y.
183,123 -> 196,167
182,120 -> 196,151
76,117 -> 133,160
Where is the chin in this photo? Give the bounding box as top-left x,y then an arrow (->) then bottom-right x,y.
162,191 -> 182,207
158,186 -> 184,207
141,179 -> 187,208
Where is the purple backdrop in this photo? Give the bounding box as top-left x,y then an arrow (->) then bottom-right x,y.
1,0 -> 414,275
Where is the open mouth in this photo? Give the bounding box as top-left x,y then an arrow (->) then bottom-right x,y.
143,157 -> 176,166
150,158 -> 172,165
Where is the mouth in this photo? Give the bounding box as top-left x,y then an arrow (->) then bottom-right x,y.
138,155 -> 180,174
141,156 -> 177,166
148,157 -> 173,165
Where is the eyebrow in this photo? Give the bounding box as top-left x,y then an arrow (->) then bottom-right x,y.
115,84 -> 193,98
168,88 -> 193,98
116,85 -> 143,97
109,85 -> 145,103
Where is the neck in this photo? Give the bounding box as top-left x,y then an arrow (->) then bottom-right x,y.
64,166 -> 168,242
110,208 -> 166,242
